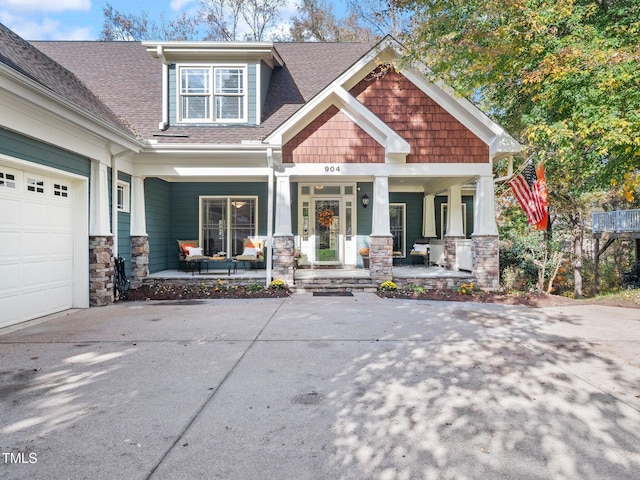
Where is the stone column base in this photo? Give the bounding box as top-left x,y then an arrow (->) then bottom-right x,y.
472,235 -> 500,290
369,235 -> 393,284
89,235 -> 114,307
444,236 -> 465,270
130,236 -> 149,289
272,235 -> 294,286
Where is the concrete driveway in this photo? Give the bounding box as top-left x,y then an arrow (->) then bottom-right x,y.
1,294 -> 639,480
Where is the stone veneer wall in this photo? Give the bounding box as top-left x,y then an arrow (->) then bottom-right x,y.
472,235 -> 500,290
130,236 -> 149,289
89,235 -> 114,307
444,236 -> 464,270
369,235 -> 393,284
272,235 -> 295,285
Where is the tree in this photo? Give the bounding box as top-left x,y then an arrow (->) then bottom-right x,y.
289,0 -> 365,42
199,0 -> 287,41
347,0 -> 412,40
100,3 -> 199,41
397,0 -> 640,296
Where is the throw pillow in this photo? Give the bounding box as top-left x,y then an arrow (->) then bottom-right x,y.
186,246 -> 203,257
181,243 -> 195,255
242,247 -> 258,256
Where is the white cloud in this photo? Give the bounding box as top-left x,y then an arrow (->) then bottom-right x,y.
1,0 -> 91,13
169,0 -> 197,11
0,12 -> 93,40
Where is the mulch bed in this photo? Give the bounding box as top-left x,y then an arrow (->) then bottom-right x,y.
378,289 -> 640,308
125,284 -> 290,301
123,283 -> 639,309
376,290 -> 580,307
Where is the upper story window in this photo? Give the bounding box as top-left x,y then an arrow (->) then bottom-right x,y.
179,65 -> 246,123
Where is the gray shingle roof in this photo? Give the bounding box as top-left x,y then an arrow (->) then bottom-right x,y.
0,23 -> 135,138
30,39 -> 372,145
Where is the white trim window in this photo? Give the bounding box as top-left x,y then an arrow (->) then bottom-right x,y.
117,181 -> 130,213
390,203 -> 406,257
179,65 -> 246,123
200,196 -> 258,257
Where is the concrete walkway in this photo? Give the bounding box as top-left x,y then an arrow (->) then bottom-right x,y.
1,295 -> 639,479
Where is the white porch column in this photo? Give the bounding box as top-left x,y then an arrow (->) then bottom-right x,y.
273,173 -> 294,285
369,176 -> 393,283
446,184 -> 464,237
274,174 -> 292,235
473,175 -> 499,236
422,194 -> 436,238
130,176 -> 147,236
89,159 -> 113,306
90,159 -> 111,236
371,176 -> 391,236
472,174 -> 500,290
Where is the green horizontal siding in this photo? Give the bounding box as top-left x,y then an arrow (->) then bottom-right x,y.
0,127 -> 90,177
390,192 -> 424,265
145,178 -> 171,273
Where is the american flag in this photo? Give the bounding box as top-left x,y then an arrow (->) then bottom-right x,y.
509,160 -> 548,227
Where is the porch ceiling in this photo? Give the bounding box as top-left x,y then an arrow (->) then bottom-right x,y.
389,175 -> 478,194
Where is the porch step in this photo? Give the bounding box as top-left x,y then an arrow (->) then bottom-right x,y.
292,271 -> 377,293
290,282 -> 378,294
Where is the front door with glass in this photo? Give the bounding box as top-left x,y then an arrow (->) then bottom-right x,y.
314,199 -> 340,263
298,184 -> 356,266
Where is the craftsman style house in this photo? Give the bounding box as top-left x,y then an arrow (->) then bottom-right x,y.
0,23 -> 521,327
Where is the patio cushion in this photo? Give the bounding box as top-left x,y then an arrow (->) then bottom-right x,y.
186,246 -> 204,257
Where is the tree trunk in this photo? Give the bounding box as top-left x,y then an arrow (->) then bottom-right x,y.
573,222 -> 583,299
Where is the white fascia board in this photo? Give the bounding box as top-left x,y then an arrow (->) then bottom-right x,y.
334,86 -> 410,155
283,162 -> 491,178
143,41 -> 283,67
0,65 -> 142,154
142,143 -> 271,156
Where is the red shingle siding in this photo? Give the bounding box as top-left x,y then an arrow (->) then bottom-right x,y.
283,105 -> 385,164
351,70 -> 489,163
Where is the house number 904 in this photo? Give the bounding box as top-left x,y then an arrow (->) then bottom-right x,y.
324,166 -> 340,173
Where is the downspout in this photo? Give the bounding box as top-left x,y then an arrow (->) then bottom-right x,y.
266,148 -> 274,287
158,45 -> 168,131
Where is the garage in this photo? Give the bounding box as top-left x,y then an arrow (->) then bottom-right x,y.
0,160 -> 86,328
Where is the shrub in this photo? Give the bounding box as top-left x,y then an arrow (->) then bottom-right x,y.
380,280 -> 398,291
404,283 -> 426,294
248,282 -> 264,293
269,279 -> 286,290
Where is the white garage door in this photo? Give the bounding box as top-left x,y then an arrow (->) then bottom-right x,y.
0,163 -> 76,328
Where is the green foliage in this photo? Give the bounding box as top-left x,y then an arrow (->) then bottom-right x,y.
399,0 -> 640,193
248,282 -> 264,293
404,283 -> 426,294
380,280 -> 398,291
269,279 -> 286,290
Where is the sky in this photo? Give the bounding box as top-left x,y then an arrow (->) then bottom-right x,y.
0,0 -> 326,41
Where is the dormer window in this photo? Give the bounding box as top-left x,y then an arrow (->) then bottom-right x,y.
179,65 -> 247,123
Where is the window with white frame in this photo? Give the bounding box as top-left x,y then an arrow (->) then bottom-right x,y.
200,196 -> 257,257
117,181 -> 130,212
390,203 -> 406,257
441,203 -> 467,238
179,66 -> 246,123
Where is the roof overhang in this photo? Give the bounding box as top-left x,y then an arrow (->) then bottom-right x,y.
0,62 -> 143,160
143,41 -> 284,68
265,36 -> 522,162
